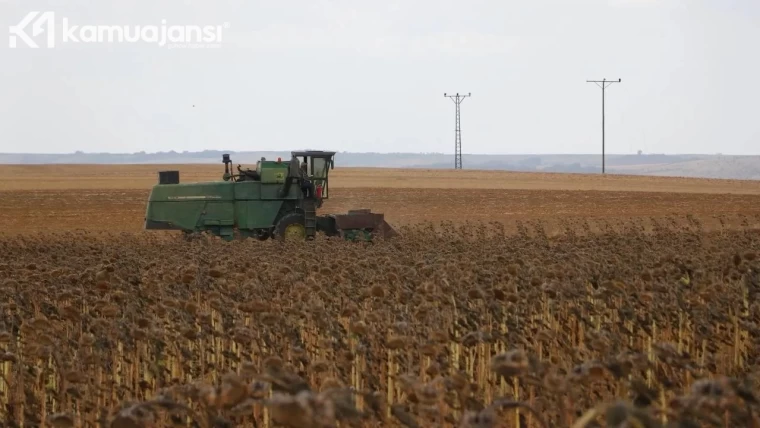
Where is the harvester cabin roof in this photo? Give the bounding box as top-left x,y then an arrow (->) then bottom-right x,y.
291,150 -> 337,158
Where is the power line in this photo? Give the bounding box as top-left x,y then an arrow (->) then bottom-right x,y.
586,78 -> 621,174
444,92 -> 471,169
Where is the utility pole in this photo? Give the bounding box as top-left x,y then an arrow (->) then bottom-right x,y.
585,78 -> 621,174
444,92 -> 471,169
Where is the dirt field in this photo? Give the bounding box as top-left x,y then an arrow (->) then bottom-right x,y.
2,164 -> 760,235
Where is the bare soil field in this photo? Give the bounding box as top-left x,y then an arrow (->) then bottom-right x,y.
1,164 -> 760,234
3,164 -> 760,193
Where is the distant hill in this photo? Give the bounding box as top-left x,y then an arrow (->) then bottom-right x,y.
1,150 -> 759,180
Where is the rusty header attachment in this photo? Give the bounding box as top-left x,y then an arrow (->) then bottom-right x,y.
326,209 -> 399,240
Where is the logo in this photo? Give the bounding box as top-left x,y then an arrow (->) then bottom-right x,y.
9,11 -> 230,49
9,11 -> 55,48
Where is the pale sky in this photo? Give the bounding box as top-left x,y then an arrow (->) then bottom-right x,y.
0,0 -> 758,155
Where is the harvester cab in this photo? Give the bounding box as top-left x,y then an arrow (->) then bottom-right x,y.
292,150 -> 334,206
222,150 -> 333,206
144,150 -> 398,242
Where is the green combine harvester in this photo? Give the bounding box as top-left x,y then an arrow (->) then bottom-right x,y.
143,150 -> 398,241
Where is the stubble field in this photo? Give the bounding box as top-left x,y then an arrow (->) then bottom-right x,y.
1,164 -> 760,427
2,164 -> 760,234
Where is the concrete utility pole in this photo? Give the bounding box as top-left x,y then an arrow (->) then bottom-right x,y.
586,78 -> 621,174
444,92 -> 471,169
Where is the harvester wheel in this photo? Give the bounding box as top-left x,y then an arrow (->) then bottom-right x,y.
274,212 -> 307,241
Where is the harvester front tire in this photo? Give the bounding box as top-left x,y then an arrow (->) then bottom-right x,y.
274,212 -> 307,241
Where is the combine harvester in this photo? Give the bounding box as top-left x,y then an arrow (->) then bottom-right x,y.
143,150 -> 398,241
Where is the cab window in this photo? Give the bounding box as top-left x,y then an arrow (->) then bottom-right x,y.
312,157 -> 330,179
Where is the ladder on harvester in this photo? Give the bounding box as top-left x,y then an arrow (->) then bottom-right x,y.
302,198 -> 317,239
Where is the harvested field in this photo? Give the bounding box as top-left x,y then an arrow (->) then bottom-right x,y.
3,164 -> 760,193
1,165 -> 760,234
1,164 -> 760,427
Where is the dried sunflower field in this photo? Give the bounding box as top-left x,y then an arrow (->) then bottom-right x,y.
1,217 -> 760,428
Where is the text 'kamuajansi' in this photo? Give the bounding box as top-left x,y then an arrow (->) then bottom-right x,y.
9,12 -> 230,49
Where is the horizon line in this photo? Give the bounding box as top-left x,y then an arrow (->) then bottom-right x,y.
0,150 -> 750,156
